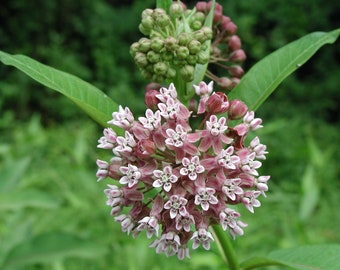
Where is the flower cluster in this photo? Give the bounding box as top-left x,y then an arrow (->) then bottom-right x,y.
130,2 -> 213,83
196,1 -> 246,90
96,81 -> 269,259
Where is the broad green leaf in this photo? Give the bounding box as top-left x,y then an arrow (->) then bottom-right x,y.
0,189 -> 60,210
0,51 -> 118,127
2,232 -> 108,268
268,244 -> 340,270
228,29 -> 340,111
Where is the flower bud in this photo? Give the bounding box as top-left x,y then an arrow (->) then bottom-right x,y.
223,21 -> 237,35
186,54 -> 198,65
197,50 -> 209,64
206,92 -> 229,114
144,89 -> 160,110
108,157 -> 123,179
228,35 -> 242,51
178,32 -> 193,46
217,77 -> 233,90
153,9 -> 170,27
142,8 -> 153,19
136,139 -> 156,159
193,29 -> 205,43
229,49 -> 246,63
188,39 -> 201,54
129,42 -> 139,57
164,36 -> 178,51
195,1 -> 207,12
134,52 -> 148,67
190,20 -> 203,31
150,37 -> 164,52
138,38 -> 151,53
141,16 -> 154,30
166,67 -> 177,79
228,99 -> 248,120
228,65 -> 244,78
170,2 -> 184,18
147,50 -> 160,63
154,62 -> 168,75
176,46 -> 190,60
180,65 -> 195,82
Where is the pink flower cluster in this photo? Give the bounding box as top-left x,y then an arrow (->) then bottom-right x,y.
96,81 -> 269,259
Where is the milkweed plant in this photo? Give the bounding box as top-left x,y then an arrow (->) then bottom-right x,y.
1,0 -> 340,269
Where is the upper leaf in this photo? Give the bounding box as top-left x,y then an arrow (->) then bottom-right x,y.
0,51 -> 118,127
228,29 -> 340,111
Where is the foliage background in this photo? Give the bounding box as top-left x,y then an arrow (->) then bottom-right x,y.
0,0 -> 339,269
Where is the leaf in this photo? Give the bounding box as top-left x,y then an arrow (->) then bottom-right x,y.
240,256 -> 287,270
0,51 -> 118,127
267,244 -> 340,270
0,157 -> 31,193
228,29 -> 340,111
0,189 -> 60,210
2,232 -> 108,268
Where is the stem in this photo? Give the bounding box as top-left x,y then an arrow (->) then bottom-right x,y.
211,225 -> 240,270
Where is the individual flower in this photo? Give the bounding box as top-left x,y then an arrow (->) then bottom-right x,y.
164,195 -> 188,219
191,228 -> 214,250
180,156 -> 205,181
152,165 -> 178,192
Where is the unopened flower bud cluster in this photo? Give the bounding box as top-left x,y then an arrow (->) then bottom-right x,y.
196,1 -> 247,90
96,81 -> 269,259
130,2 -> 213,83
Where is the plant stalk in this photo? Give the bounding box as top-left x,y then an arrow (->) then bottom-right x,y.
211,225 -> 239,270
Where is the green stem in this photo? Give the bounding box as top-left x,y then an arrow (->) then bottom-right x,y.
211,225 -> 240,270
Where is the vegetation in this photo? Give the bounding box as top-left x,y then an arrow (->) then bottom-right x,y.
0,0 -> 339,269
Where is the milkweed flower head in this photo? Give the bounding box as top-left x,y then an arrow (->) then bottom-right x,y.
96,81 -> 269,259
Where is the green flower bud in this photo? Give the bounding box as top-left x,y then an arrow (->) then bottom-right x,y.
193,12 -> 206,23
141,69 -> 153,79
152,74 -> 166,83
178,32 -> 193,46
169,2 -> 184,18
129,42 -> 140,57
147,50 -> 160,63
176,46 -> 190,60
142,8 -> 153,19
166,67 -> 177,79
161,51 -> 173,62
186,54 -> 198,65
141,16 -> 154,30
201,26 -> 213,40
150,37 -> 164,52
193,29 -> 205,43
187,39 -> 201,54
164,36 -> 178,52
153,8 -> 170,28
173,58 -> 187,67
139,23 -> 151,35
190,20 -> 202,31
197,51 -> 209,64
138,38 -> 151,53
154,62 -> 168,76
180,65 -> 195,82
134,52 -> 148,67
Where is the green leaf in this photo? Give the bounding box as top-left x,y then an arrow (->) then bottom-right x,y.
0,157 -> 31,193
228,29 -> 340,111
2,232 -> 108,268
240,256 -> 287,270
0,189 -> 60,210
267,244 -> 340,270
0,51 -> 118,127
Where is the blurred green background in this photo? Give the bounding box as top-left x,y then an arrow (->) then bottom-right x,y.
0,0 -> 339,269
